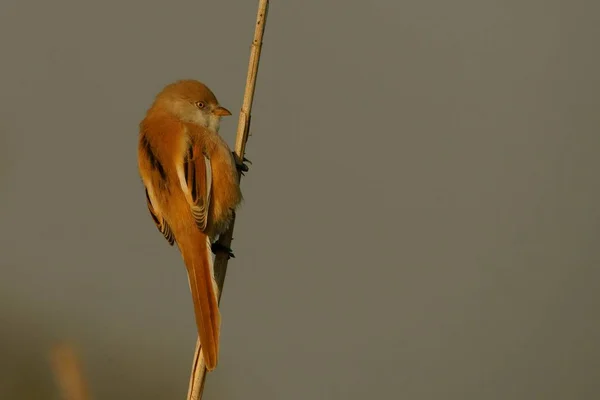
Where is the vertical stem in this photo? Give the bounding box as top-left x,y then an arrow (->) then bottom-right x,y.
187,1 -> 270,399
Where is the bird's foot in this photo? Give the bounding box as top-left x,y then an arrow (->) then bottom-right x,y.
211,242 -> 235,259
232,151 -> 251,175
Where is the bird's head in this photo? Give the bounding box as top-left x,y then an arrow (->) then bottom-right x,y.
153,79 -> 232,132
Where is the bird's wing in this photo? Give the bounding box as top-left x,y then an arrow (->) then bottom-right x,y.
138,133 -> 175,246
181,141 -> 212,232
144,187 -> 175,245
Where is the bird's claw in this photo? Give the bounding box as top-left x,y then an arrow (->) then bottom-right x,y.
211,242 -> 235,259
232,151 -> 251,175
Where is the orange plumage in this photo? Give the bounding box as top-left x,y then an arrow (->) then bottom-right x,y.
137,79 -> 242,371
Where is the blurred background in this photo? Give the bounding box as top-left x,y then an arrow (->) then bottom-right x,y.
1,0 -> 599,399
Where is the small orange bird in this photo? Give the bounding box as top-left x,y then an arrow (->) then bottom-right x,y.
137,79 -> 246,371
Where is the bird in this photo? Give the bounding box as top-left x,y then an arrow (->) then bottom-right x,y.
137,79 -> 246,371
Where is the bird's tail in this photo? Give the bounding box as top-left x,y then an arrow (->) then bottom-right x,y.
179,231 -> 221,371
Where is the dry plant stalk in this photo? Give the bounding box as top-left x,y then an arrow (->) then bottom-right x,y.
187,0 -> 270,399
50,343 -> 91,400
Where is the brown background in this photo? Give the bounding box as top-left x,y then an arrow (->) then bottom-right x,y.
1,0 -> 599,399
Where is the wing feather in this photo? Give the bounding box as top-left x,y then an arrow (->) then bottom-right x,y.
144,187 -> 175,245
182,143 -> 212,231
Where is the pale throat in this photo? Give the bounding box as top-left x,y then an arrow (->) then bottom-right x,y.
207,114 -> 221,133
192,111 -> 221,133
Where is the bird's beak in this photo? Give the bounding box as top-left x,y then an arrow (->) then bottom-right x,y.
213,106 -> 232,117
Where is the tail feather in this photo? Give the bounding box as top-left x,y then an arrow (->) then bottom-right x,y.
181,233 -> 221,371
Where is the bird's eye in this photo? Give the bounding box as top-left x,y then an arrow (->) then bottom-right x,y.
195,101 -> 206,109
